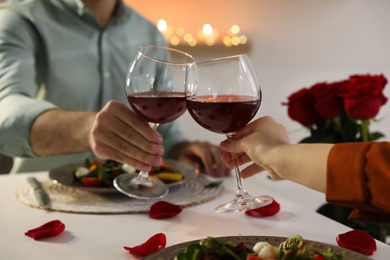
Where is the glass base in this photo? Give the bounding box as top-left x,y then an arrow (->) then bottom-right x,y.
113,173 -> 169,200
215,192 -> 273,213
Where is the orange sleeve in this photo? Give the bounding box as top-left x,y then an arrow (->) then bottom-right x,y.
326,142 -> 390,222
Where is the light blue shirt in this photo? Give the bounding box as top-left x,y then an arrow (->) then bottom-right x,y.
0,0 -> 186,172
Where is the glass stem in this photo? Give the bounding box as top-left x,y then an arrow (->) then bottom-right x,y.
233,162 -> 245,192
226,133 -> 246,196
149,122 -> 159,131
138,170 -> 150,180
135,122 -> 160,184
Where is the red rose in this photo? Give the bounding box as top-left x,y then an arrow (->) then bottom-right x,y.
283,88 -> 322,126
309,81 -> 345,119
338,74 -> 388,120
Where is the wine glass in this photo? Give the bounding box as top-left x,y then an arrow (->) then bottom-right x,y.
113,45 -> 197,199
186,54 -> 273,212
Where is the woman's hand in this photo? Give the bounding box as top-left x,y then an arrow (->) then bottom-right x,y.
220,116 -> 290,180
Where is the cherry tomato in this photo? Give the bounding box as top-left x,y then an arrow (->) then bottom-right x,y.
81,177 -> 103,187
246,255 -> 275,260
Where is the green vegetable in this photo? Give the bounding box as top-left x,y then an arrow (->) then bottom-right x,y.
72,159 -> 126,187
175,235 -> 345,260
175,237 -> 253,260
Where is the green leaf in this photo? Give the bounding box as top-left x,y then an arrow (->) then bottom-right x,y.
369,131 -> 385,141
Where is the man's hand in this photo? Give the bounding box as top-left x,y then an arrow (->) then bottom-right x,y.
89,101 -> 164,172
168,141 -> 231,177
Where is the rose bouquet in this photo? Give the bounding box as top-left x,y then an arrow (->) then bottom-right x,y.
283,73 -> 389,243
283,74 -> 388,143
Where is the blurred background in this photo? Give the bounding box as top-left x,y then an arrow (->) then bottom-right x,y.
125,0 -> 390,145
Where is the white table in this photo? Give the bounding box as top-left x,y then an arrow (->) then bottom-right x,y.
1,171 -> 389,259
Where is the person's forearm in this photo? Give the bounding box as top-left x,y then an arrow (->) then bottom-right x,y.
30,109 -> 96,156
271,143 -> 334,193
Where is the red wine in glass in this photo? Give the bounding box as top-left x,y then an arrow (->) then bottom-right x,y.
186,95 -> 261,134
127,92 -> 186,124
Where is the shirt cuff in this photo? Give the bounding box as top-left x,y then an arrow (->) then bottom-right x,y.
326,142 -> 372,208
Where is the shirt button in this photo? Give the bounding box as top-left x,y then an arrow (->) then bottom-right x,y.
104,71 -> 111,78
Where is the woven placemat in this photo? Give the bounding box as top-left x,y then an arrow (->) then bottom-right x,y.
15,175 -> 223,214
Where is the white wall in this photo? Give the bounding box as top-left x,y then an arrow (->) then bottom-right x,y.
127,0 -> 390,144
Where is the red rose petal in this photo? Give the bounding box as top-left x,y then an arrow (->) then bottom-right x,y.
149,201 -> 183,219
124,233 -> 166,257
25,220 -> 65,240
245,200 -> 280,217
336,229 -> 377,255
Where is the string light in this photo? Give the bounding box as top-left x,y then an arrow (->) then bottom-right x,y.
203,24 -> 213,36
157,19 -> 167,32
157,20 -> 248,47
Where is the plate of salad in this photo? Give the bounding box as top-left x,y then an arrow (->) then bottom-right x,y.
144,235 -> 369,260
49,159 -> 197,194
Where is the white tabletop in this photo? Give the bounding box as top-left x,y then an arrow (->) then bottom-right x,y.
1,171 -> 389,259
